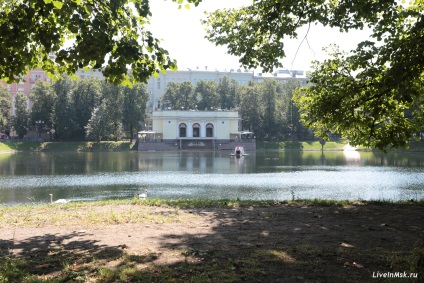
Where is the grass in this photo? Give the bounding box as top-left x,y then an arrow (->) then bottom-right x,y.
257,140 -> 424,151
3,140 -> 424,153
0,141 -> 136,153
257,140 -> 351,150
0,200 -> 187,228
1,198 -> 422,228
0,141 -> 43,152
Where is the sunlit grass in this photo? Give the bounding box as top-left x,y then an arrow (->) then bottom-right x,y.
0,141 -> 42,151
1,198 -> 422,228
0,141 -> 136,153
258,140 -> 350,150
0,201 -> 188,228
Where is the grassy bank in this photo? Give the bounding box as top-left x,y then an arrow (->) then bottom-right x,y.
2,140 -> 424,153
0,141 -> 136,153
257,140 -> 424,152
257,140 -> 349,150
1,198 -> 423,228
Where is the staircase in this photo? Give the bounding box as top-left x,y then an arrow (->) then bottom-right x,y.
138,141 -> 178,151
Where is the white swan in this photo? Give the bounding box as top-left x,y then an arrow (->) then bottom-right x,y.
49,194 -> 69,204
135,189 -> 148,200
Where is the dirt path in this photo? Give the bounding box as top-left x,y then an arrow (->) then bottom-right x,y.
1,203 -> 423,282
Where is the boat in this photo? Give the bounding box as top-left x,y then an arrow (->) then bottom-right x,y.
230,146 -> 249,157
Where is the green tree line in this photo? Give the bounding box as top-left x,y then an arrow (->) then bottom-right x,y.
160,76 -> 312,141
2,77 -> 149,142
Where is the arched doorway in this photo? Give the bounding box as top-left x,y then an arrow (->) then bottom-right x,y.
192,123 -> 200,137
206,123 -> 214,137
179,123 -> 187,137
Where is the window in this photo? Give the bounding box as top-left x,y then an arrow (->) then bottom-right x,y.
179,123 -> 187,137
146,121 -> 153,131
193,123 -> 200,137
206,123 -> 214,137
31,73 -> 43,82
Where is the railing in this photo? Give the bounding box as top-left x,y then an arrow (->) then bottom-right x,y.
139,137 -> 256,143
231,138 -> 256,143
139,138 -> 163,143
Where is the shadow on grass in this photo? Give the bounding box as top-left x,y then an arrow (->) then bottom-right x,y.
1,203 -> 423,282
156,204 -> 424,282
0,231 -> 164,282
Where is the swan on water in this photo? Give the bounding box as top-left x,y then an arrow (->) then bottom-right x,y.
49,194 -> 69,204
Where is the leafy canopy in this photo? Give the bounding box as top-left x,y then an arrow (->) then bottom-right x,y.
0,0 -> 200,85
205,0 -> 424,150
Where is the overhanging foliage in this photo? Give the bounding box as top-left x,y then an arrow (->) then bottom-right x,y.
204,0 -> 424,150
0,0 -> 201,85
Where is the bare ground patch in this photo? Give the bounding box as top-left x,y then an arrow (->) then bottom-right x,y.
0,203 -> 423,282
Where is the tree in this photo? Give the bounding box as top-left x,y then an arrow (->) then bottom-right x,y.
122,84 -> 150,142
195,80 -> 219,110
260,79 -> 278,141
100,82 -> 124,141
0,85 -> 12,134
0,0 -> 201,85
294,44 -> 424,151
229,79 -> 239,110
72,78 -> 102,139
161,82 -> 179,110
51,77 -> 77,139
281,80 -> 313,140
85,101 -> 109,143
204,0 -> 424,150
161,81 -> 196,110
177,81 -> 196,110
30,81 -> 56,130
217,76 -> 231,110
13,93 -> 29,139
238,82 -> 261,135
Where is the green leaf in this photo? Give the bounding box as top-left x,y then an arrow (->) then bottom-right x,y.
52,1 -> 64,9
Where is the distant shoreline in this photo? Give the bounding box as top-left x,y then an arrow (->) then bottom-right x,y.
1,140 -> 424,153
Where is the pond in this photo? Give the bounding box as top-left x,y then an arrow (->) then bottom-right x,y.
0,150 -> 423,205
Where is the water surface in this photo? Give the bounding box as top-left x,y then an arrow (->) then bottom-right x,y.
0,151 -> 423,205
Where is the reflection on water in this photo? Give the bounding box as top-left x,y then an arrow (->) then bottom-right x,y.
343,150 -> 361,165
0,151 -> 423,204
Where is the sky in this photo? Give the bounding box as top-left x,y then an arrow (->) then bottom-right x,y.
148,0 -> 371,73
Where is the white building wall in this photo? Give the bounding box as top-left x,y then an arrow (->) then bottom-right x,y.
152,119 -> 163,134
163,119 -> 175,139
150,110 -> 240,140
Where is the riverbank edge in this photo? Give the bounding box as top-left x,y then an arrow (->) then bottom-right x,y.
2,198 -> 423,212
0,141 -> 136,153
2,140 -> 424,153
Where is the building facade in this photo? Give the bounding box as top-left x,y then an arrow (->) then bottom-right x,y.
2,67 -> 309,114
138,110 -> 255,151
145,67 -> 309,112
0,68 -> 52,115
1,67 -> 307,141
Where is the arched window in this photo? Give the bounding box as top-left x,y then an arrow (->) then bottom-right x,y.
206,123 -> 214,137
179,123 -> 187,137
192,123 -> 200,137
